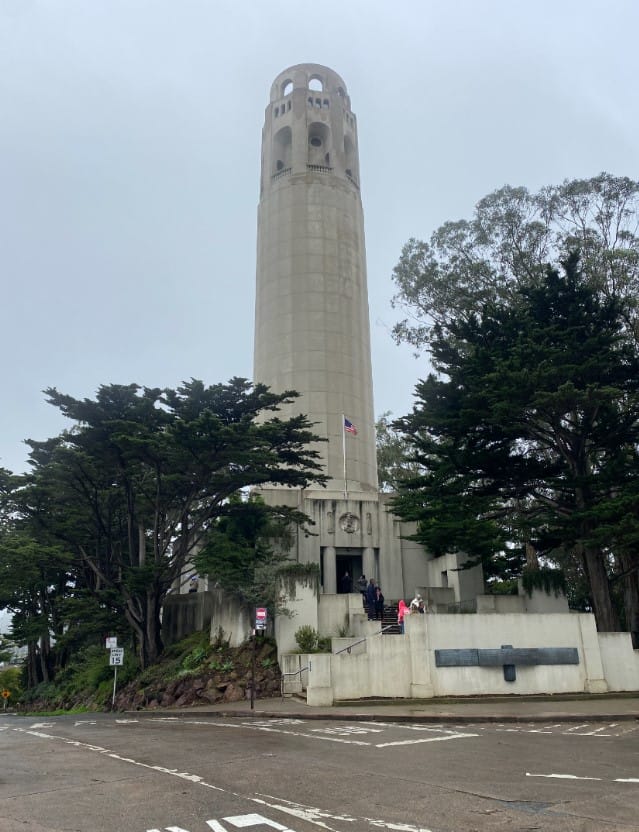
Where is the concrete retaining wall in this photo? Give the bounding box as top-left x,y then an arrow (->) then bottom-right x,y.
598,632 -> 639,691
275,582 -> 318,658
162,591 -> 214,646
292,611 -> 638,705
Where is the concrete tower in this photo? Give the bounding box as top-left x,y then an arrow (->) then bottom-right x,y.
253,66 -> 484,651
254,64 -> 377,493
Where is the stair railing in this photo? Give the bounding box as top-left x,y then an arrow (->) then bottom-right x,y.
334,625 -> 394,656
280,665 -> 309,698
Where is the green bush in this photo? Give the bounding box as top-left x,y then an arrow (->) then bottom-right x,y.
294,625 -> 319,653
182,646 -> 207,671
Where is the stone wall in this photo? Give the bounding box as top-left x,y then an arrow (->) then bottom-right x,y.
295,611 -> 639,704
162,589 -> 254,648
162,591 -> 214,646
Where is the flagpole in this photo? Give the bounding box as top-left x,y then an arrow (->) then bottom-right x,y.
342,413 -> 348,500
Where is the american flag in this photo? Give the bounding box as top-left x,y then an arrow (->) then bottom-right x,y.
344,417 -> 357,435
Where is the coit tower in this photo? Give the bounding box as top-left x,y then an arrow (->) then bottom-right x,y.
254,64 -> 378,494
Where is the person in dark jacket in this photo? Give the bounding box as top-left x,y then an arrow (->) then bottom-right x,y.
366,578 -> 377,619
373,586 -> 385,621
339,571 -> 352,594
356,574 -> 367,606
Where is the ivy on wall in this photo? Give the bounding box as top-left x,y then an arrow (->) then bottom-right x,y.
278,562 -> 320,599
521,566 -> 567,598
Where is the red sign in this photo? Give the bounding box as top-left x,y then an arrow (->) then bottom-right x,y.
255,607 -> 267,629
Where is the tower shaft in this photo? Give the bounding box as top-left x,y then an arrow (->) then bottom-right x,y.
254,64 -> 377,492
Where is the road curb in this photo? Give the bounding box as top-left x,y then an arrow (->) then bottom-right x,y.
125,707 -> 639,724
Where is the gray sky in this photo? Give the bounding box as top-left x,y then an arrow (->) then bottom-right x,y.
1,0 -> 637,475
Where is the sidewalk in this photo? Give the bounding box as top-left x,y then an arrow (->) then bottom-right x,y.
130,692 -> 639,724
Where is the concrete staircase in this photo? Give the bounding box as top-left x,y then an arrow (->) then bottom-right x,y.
364,601 -> 400,634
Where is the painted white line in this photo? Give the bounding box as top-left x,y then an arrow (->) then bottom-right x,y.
311,726 -> 383,735
13,726 -> 428,832
74,720 -> 97,726
206,822 -> 228,832
577,726 -> 611,735
527,772 -> 601,781
115,718 -> 140,724
362,721 -> 446,731
563,724 -> 589,732
29,722 -> 55,728
224,813 -> 292,830
527,772 -> 639,784
255,793 -> 433,832
147,716 -> 475,747
376,732 -> 478,748
163,718 -> 372,746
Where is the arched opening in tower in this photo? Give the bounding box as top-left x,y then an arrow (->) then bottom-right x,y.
272,126 -> 292,174
308,122 -> 330,168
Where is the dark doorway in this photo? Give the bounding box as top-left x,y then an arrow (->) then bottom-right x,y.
336,550 -> 363,593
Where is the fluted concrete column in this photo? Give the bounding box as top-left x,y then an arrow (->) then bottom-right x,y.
322,546 -> 337,594
363,547 -> 375,583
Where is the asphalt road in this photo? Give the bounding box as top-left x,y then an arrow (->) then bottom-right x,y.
1,713 -> 638,832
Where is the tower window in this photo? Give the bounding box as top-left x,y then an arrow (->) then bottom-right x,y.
274,107 -> 279,117
282,80 -> 293,96
315,98 -> 321,108
308,97 -> 313,106
272,126 -> 292,175
309,76 -> 323,92
310,136 -> 322,147
287,100 -> 291,111
323,99 -> 329,108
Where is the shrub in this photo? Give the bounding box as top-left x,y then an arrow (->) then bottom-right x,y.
294,625 -> 319,653
182,646 -> 207,671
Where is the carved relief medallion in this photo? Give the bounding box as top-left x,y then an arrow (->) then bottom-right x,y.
339,512 -> 360,533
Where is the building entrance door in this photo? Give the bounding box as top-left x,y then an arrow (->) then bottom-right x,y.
336,550 -> 362,593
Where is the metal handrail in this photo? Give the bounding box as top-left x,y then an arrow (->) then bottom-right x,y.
334,625 -> 393,655
280,665 -> 309,698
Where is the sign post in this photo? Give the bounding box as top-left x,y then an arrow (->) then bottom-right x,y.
109,647 -> 124,708
251,608 -> 268,711
2,689 -> 9,711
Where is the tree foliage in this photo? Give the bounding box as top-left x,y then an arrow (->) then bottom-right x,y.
7,378 -> 326,671
392,255 -> 639,633
194,494 -> 306,614
375,411 -> 423,492
392,174 -> 639,350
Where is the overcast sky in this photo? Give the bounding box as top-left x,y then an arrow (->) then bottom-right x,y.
1,0 -> 637,475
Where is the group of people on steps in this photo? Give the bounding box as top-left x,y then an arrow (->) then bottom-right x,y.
340,571 -> 426,630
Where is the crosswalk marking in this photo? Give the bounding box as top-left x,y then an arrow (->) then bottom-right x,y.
376,732 -> 479,747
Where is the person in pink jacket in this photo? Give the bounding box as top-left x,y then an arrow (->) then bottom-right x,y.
397,599 -> 409,634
